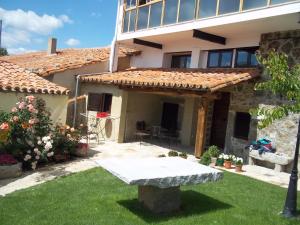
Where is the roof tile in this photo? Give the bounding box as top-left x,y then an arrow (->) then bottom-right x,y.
80,68 -> 260,92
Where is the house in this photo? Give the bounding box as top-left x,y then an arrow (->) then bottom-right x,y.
79,0 -> 300,171
2,39 -> 140,124
0,60 -> 69,124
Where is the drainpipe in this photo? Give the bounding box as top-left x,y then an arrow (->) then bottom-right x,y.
109,0 -> 121,72
72,72 -> 110,128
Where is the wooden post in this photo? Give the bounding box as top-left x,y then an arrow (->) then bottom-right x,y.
194,98 -> 209,158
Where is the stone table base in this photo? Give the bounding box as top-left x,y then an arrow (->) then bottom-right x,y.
138,185 -> 181,214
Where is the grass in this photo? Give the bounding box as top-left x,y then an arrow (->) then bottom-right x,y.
0,168 -> 299,225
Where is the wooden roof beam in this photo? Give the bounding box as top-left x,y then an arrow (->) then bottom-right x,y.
193,30 -> 226,45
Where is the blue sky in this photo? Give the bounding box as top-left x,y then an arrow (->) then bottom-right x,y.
0,0 -> 117,54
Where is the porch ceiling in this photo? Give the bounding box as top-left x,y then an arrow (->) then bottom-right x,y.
80,68 -> 260,93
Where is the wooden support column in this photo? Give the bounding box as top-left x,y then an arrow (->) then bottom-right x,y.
194,98 -> 210,158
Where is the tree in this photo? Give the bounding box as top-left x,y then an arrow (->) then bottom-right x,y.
251,50 -> 300,218
0,48 -> 8,56
251,50 -> 300,129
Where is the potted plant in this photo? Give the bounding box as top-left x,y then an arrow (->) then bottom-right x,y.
179,152 -> 188,159
0,154 -> 22,179
223,154 -> 236,169
234,157 -> 244,172
168,151 -> 179,157
216,153 -> 225,167
208,145 -> 220,166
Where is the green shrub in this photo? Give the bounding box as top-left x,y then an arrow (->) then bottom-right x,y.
199,151 -> 211,166
179,152 -> 188,159
208,145 -> 220,158
168,151 -> 178,157
158,154 -> 166,158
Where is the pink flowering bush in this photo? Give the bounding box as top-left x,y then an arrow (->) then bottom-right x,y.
0,96 -> 54,170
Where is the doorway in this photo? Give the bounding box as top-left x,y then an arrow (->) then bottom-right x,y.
210,93 -> 230,149
161,102 -> 179,131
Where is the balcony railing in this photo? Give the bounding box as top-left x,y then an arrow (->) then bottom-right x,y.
122,0 -> 297,33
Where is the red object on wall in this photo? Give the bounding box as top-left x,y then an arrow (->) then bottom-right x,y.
97,112 -> 109,118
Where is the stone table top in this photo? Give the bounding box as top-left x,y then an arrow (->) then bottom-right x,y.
96,157 -> 223,188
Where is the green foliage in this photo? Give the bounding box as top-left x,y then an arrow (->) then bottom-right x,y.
250,50 -> 300,129
179,152 -> 188,159
0,111 -> 10,124
199,151 -> 211,166
208,145 -> 220,158
158,154 -> 166,158
168,150 -> 178,157
0,48 -> 8,56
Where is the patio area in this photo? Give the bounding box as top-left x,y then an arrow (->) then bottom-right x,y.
0,141 -> 299,197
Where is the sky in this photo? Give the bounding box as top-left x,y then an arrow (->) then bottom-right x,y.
0,0 -> 118,54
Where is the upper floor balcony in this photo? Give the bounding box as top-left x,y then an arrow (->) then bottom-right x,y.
117,0 -> 300,41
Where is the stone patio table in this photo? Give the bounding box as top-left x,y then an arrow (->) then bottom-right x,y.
96,157 -> 223,213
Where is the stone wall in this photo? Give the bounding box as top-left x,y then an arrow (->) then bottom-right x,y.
224,29 -> 299,172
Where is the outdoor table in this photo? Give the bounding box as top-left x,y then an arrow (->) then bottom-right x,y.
97,157 -> 223,213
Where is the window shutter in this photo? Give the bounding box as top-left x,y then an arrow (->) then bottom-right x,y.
87,93 -> 104,112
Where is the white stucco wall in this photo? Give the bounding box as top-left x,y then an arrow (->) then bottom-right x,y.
80,84 -> 128,142
0,92 -> 68,125
130,35 -> 260,69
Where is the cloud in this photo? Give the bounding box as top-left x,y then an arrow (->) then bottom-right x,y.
91,12 -> 102,18
7,47 -> 36,55
0,7 -> 73,49
65,38 -> 80,47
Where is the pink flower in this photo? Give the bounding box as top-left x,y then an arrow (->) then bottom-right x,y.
12,116 -> 19,122
26,96 -> 35,102
11,107 -> 17,113
29,119 -> 36,125
18,102 -> 26,110
27,104 -> 36,113
0,123 -> 9,130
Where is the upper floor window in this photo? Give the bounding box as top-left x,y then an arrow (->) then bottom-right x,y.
235,47 -> 259,68
171,54 -> 191,68
207,50 -> 233,68
122,0 -> 297,33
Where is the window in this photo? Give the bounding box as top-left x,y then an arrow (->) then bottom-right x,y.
235,47 -> 259,67
123,9 -> 136,32
149,2 -> 163,28
243,0 -> 267,10
198,0 -> 217,18
88,93 -> 113,113
171,54 -> 191,68
126,0 -> 136,8
137,6 -> 149,30
218,0 -> 240,15
207,50 -> 233,68
163,0 -> 179,25
179,0 -> 196,22
234,112 -> 251,140
271,0 -> 294,4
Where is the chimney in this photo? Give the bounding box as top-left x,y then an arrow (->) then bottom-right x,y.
48,38 -> 57,55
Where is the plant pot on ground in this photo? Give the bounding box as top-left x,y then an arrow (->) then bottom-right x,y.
234,157 -> 244,172
208,146 -> 220,166
74,143 -> 89,157
179,152 -> 188,159
0,154 -> 22,179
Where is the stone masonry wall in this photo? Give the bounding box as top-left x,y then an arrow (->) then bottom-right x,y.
224,29 -> 300,172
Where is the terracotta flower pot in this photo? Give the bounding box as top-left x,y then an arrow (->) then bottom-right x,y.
75,143 -> 89,157
235,165 -> 243,172
224,160 -> 232,169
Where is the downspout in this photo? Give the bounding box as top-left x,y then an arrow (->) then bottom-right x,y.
109,0 -> 121,72
72,73 -> 110,128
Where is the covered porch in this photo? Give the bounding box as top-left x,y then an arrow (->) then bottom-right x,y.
80,67 -> 259,157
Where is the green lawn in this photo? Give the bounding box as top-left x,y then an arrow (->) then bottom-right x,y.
0,168 -> 299,225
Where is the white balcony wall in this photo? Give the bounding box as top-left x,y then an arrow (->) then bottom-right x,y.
130,34 -> 260,69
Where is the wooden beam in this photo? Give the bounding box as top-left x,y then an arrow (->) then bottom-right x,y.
133,38 -> 163,49
193,30 -> 226,45
194,98 -> 210,158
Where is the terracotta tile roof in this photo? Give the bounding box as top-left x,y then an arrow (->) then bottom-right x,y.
0,61 -> 69,95
1,47 -> 140,77
80,68 -> 260,92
